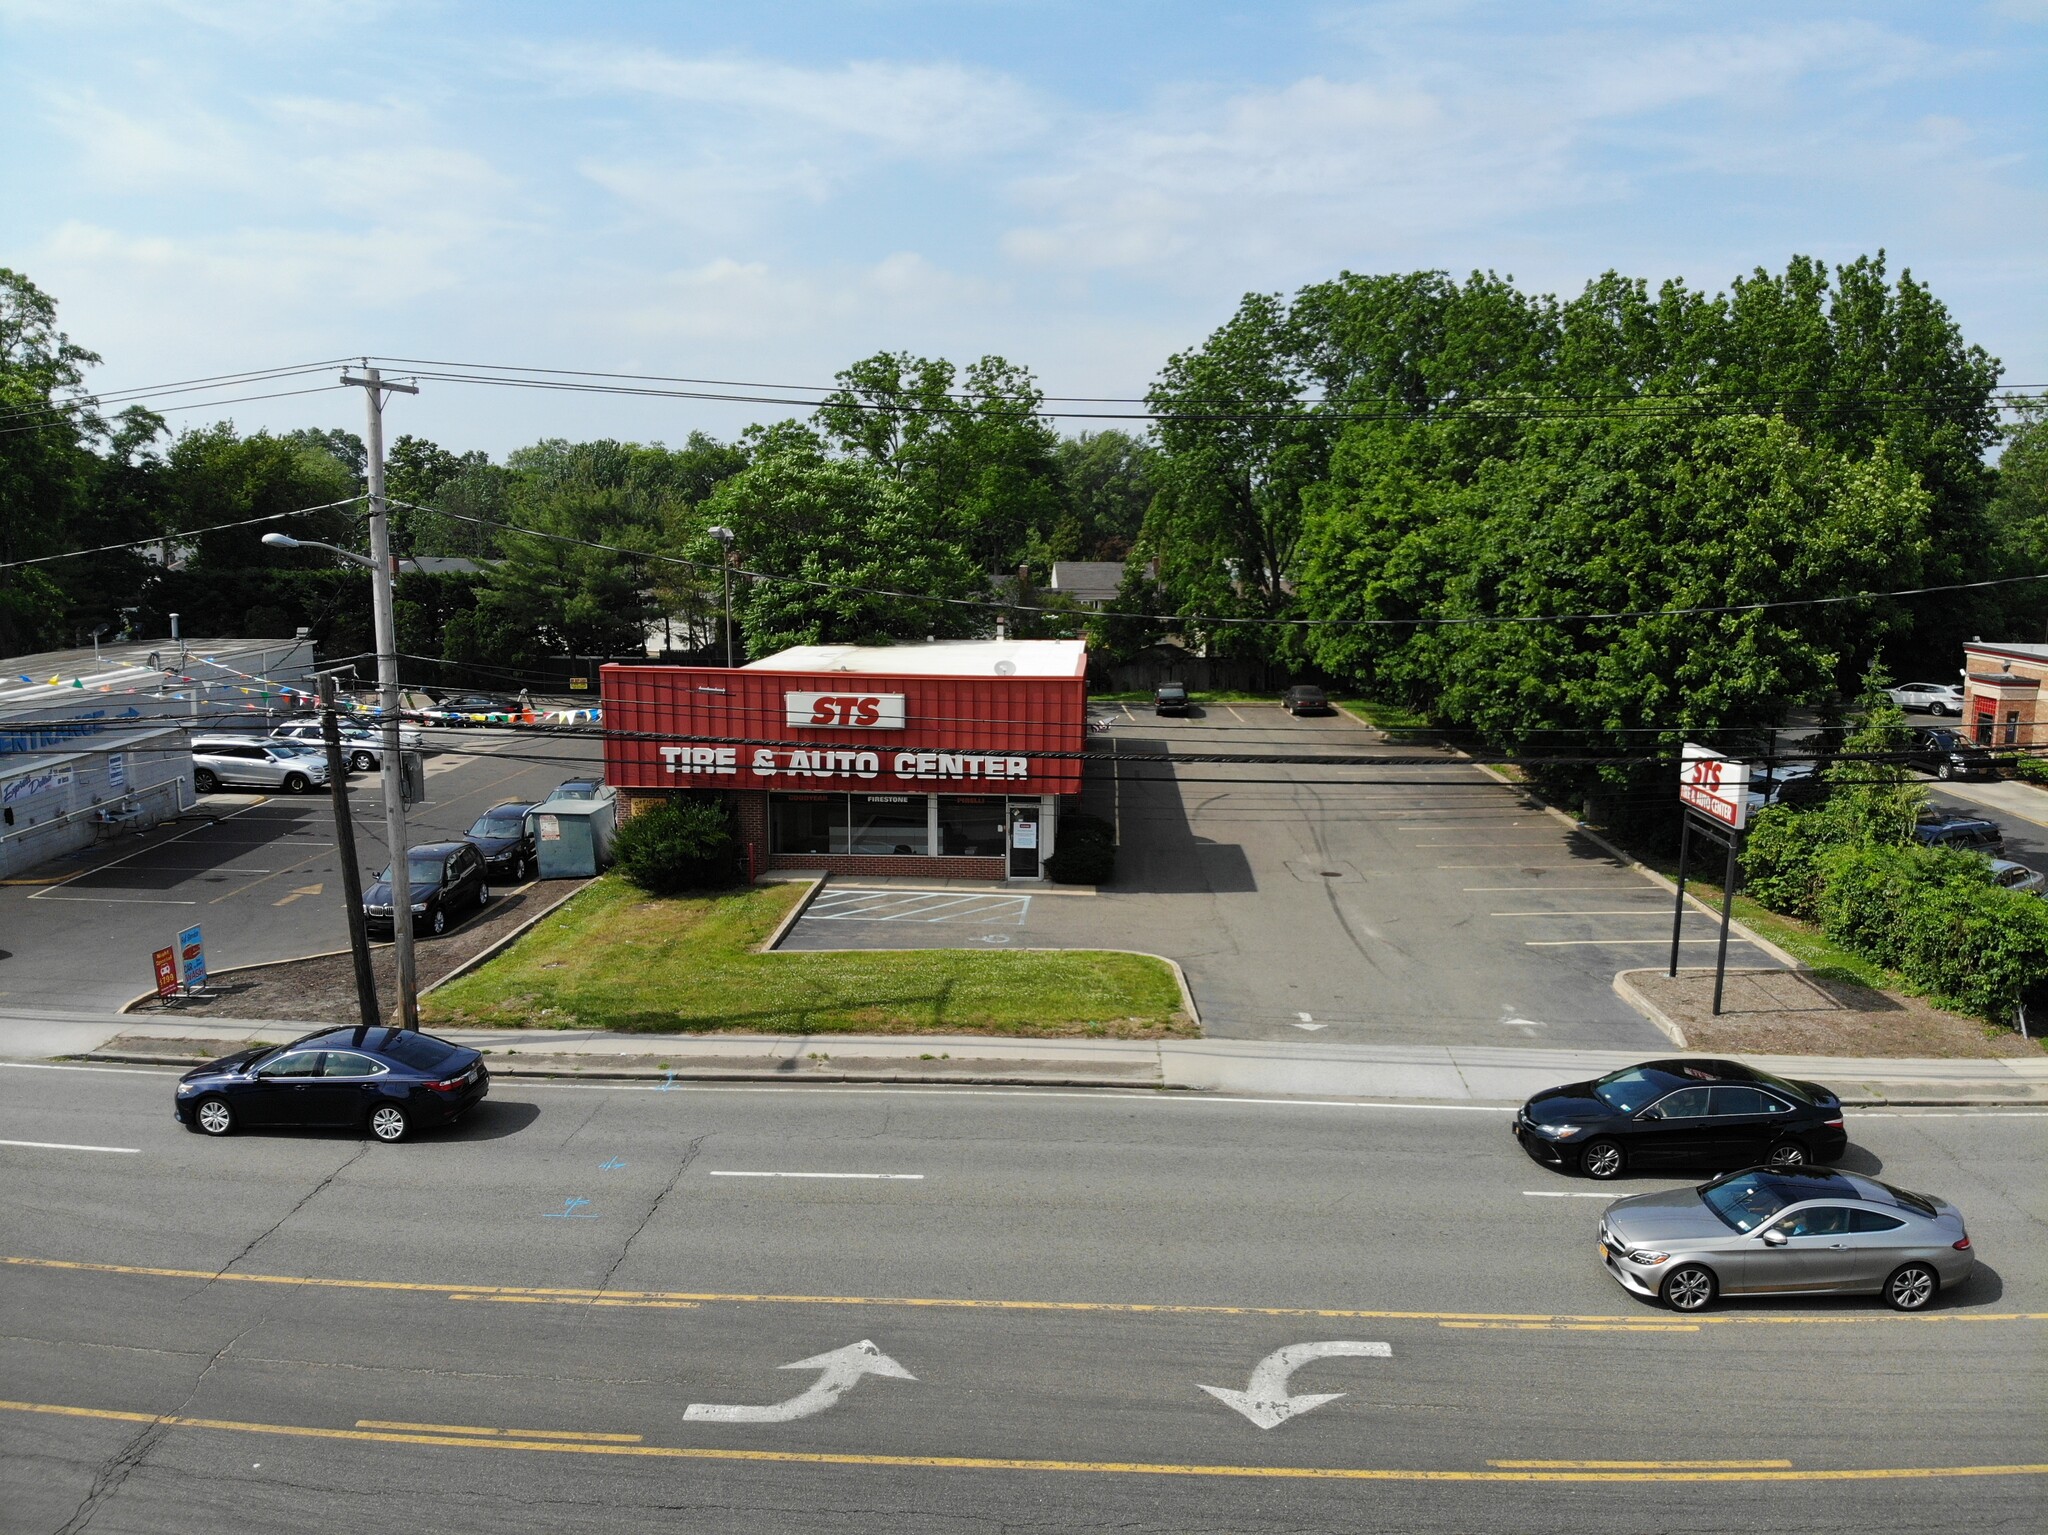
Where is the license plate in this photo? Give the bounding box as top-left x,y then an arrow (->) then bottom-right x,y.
1598,1243 -> 1609,1259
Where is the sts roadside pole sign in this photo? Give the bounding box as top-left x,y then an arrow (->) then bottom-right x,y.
1680,743 -> 1751,831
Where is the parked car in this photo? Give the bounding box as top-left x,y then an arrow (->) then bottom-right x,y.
191,736 -> 330,795
429,693 -> 516,725
1913,808 -> 2004,854
1744,762 -> 1826,813
1887,681 -> 1965,716
550,776 -> 610,802
174,1026 -> 489,1143
363,841 -> 492,937
1153,682 -> 1190,716
1597,1166 -> 1973,1313
465,800 -> 539,882
1903,726 -> 1995,782
269,719 -> 426,771
1513,1058 -> 1846,1180
1282,684 -> 1333,716
1989,858 -> 2046,896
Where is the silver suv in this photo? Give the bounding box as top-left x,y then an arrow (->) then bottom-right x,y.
191,736 -> 331,795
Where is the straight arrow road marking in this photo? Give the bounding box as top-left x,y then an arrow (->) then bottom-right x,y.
272,883 -> 324,907
684,1340 -> 915,1424
1199,1341 -> 1392,1429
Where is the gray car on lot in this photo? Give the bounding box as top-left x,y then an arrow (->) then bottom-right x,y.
1598,1166 -> 1973,1313
190,736 -> 331,795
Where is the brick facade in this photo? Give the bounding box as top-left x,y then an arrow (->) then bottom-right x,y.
1962,643 -> 2046,752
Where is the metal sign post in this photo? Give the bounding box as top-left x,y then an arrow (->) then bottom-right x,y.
1674,744 -> 1753,1017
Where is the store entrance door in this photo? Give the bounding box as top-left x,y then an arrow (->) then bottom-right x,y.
1007,804 -> 1041,879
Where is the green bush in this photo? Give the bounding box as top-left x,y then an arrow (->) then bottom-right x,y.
2012,754 -> 2048,786
1740,806 -> 1834,919
612,797 -> 741,895
1045,813 -> 1116,884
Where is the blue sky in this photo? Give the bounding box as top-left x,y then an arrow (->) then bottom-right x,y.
2,0 -> 2044,456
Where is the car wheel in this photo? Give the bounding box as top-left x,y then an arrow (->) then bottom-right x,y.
1580,1138 -> 1626,1180
1883,1262 -> 1939,1312
1936,761 -> 1954,781
194,1096 -> 234,1137
478,883 -> 492,907
283,772 -> 310,794
1661,1264 -> 1718,1312
1928,702 -> 1950,717
1765,1139 -> 1809,1170
429,907 -> 447,936
368,1103 -> 411,1143
194,768 -> 218,794
350,750 -> 376,772
517,854 -> 532,882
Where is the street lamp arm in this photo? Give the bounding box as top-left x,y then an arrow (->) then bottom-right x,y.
261,531 -> 377,570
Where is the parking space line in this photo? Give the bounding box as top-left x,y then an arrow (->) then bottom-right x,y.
209,845 -> 331,904
0,1139 -> 140,1154
1465,886 -> 1659,892
26,893 -> 198,905
707,1171 -> 925,1180
1491,910 -> 1684,917
1526,938 -> 1757,947
17,797 -> 274,893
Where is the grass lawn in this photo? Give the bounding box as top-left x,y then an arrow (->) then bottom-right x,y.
423,878 -> 1194,1037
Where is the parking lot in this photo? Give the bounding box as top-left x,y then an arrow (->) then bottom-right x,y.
0,728 -> 602,1013
783,705 -> 1758,1049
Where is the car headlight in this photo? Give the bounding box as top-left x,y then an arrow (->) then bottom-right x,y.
410,901 -> 429,913
176,1082 -> 200,1095
1535,1123 -> 1584,1138
1627,1251 -> 1671,1265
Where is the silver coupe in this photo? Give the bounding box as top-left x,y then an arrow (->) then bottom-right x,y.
1599,1166 -> 1973,1312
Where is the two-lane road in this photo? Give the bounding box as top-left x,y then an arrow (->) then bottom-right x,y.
2,1062 -> 2043,1533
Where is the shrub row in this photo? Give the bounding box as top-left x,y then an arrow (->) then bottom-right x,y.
613,795 -> 743,895
1742,806 -> 2048,1022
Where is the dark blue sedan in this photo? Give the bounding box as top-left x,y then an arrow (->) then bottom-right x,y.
174,1027 -> 489,1143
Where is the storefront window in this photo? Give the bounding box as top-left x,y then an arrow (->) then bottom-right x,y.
771,795 -> 846,854
848,794 -> 929,855
938,796 -> 1005,857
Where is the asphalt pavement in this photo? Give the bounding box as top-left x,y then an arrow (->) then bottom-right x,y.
3,1063 -> 2043,1533
0,728 -> 600,1012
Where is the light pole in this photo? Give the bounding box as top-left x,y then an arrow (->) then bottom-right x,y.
264,521 -> 421,1029
707,525 -> 735,668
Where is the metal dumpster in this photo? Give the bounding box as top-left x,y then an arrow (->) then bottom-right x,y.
530,792 -> 616,878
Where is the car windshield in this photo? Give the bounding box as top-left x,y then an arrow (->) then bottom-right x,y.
1591,1066 -> 1674,1114
1699,1171 -> 1791,1233
468,812 -> 526,837
378,857 -> 448,885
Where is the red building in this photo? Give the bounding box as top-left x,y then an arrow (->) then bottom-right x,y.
601,640 -> 1089,880
1962,640 -> 2046,752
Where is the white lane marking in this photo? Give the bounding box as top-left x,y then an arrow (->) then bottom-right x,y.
0,1138 -> 140,1154
1523,1191 -> 1612,1198
24,895 -> 201,905
1199,1341 -> 1391,1429
685,1339 -> 915,1423
521,1082 -> 1523,1110
1464,886 -> 1655,892
0,1062 -> 180,1077
1417,842 -> 1573,848
708,1170 -> 924,1180
1490,911 -> 1675,917
1525,938 -> 1756,947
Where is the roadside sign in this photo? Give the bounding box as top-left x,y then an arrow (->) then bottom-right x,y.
177,924 -> 207,991
1679,743 -> 1751,831
569,676 -> 590,691
108,752 -> 126,791
152,946 -> 178,999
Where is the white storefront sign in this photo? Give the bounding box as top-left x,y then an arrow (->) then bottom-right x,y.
659,745 -> 1030,783
1679,743 -> 1751,831
784,692 -> 907,730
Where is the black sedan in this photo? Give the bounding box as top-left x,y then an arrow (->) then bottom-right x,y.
1513,1058 -> 1846,1180
1905,726 -> 1995,782
175,1027 -> 488,1143
1282,684 -> 1333,716
466,800 -> 538,882
364,841 -> 491,937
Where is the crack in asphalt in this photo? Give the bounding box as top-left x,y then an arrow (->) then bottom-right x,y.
204,1143 -> 368,1286
592,1132 -> 706,1303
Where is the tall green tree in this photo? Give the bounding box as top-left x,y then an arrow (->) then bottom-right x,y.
0,267 -> 99,653
1050,429 -> 1156,561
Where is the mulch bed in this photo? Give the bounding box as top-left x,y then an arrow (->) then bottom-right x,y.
129,880 -> 587,1027
1626,968 -> 2041,1059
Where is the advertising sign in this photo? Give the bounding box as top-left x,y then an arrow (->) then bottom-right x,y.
659,745 -> 1031,784
784,691 -> 907,730
108,752 -> 126,791
177,924 -> 208,991
1679,743 -> 1752,831
152,946 -> 178,999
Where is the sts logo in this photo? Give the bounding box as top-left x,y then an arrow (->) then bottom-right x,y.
783,691 -> 906,730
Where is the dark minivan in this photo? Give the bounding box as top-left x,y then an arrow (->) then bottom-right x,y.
175,1026 -> 488,1142
466,800 -> 539,883
1912,808 -> 2004,854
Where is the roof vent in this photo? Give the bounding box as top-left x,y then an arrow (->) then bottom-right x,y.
994,660 -> 1017,677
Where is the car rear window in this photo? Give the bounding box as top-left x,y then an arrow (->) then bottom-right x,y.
1875,1181 -> 1939,1218
369,1030 -> 462,1071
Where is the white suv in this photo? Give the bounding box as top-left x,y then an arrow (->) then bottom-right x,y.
191,736 -> 332,795
1887,682 -> 1964,716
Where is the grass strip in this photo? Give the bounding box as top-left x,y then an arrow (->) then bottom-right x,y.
423,878 -> 1192,1038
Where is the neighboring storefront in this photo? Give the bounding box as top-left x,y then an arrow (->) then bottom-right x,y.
601,640 -> 1089,880
1961,641 -> 2046,752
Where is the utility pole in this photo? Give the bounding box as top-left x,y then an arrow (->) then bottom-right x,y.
320,672 -> 380,1034
708,526 -> 736,667
341,363 -> 422,1027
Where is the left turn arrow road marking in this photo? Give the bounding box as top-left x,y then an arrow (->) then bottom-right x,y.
1200,1340 -> 1392,1429
684,1340 -> 915,1424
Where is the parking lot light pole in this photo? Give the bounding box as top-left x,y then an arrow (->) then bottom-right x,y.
708,525 -> 735,667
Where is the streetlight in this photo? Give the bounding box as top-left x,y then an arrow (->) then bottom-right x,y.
263,529 -> 417,1028
707,526 -> 736,668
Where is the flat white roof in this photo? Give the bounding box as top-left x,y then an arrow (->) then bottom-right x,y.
744,640 -> 1087,679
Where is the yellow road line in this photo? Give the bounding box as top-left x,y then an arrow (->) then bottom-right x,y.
1489,1459 -> 1793,1470
446,1294 -> 698,1310
1440,1322 -> 1699,1333
4,1399 -> 2042,1484
7,1256 -> 2046,1328
355,1419 -> 642,1443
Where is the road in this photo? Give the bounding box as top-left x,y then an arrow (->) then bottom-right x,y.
4,1064 -> 2043,1533
0,728 -> 600,1012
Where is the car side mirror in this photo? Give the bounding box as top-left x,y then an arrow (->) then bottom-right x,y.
1761,1229 -> 1789,1247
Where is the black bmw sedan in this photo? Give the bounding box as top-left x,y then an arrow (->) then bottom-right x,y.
1513,1057 -> 1846,1180
174,1027 -> 489,1143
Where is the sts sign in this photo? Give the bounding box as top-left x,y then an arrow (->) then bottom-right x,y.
785,692 -> 906,730
1680,742 -> 1752,831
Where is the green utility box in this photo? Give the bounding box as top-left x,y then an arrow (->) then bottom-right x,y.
531,793 -> 617,879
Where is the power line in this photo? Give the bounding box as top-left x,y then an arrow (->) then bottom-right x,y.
0,360 -> 356,430
0,383 -> 354,442
0,498 -> 362,571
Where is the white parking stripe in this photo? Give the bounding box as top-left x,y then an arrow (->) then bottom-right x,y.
0,1139 -> 140,1154
1523,1191 -> 1612,1198
1490,910 -> 1682,917
707,1171 -> 924,1180
1525,938 -> 1757,946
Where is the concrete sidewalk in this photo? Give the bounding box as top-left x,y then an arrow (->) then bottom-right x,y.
10,1005 -> 2045,1107
1926,774 -> 2048,830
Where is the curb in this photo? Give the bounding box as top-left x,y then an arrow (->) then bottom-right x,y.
754,874 -> 826,953
1612,970 -> 1689,1048
778,944 -> 1202,1030
420,882 -> 594,997
119,946 -> 357,1015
